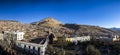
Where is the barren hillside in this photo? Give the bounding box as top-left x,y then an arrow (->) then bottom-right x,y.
0,18 -> 119,39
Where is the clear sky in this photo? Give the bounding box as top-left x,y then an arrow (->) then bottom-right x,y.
0,0 -> 120,28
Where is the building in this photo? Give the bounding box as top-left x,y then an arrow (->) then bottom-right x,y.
52,36 -> 91,42
113,35 -> 120,42
0,33 -> 3,40
13,31 -> 25,40
66,38 -> 72,42
15,39 -> 48,55
0,31 -> 48,55
0,31 -> 25,41
71,36 -> 91,42
54,36 -> 91,42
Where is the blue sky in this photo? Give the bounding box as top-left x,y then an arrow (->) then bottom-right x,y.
0,0 -> 120,28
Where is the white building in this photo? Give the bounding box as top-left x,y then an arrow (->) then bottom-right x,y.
71,36 -> 91,42
13,32 -> 25,40
0,33 -> 3,40
0,31 -> 25,41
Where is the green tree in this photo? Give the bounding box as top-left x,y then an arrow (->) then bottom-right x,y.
54,37 -> 69,55
86,45 -> 101,55
56,37 -> 68,49
55,50 -> 66,55
47,45 -> 55,55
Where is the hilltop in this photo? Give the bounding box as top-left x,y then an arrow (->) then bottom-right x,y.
31,17 -> 63,28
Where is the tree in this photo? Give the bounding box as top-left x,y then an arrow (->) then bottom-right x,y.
55,50 -> 66,55
56,37 -> 68,49
54,37 -> 69,55
86,45 -> 101,55
47,45 -> 56,55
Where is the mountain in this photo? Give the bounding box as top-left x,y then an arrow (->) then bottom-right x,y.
31,17 -> 63,28
110,27 -> 120,32
0,17 -> 120,39
63,24 -> 119,36
32,18 -> 120,37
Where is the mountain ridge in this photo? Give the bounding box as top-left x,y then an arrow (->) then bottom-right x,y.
110,27 -> 120,32
0,17 -> 120,39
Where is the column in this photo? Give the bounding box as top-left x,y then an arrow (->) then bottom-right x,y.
33,46 -> 35,54
40,46 -> 45,55
21,44 -> 24,49
35,46 -> 38,54
38,47 -> 40,55
23,45 -> 26,54
28,45 -> 31,55
30,46 -> 33,54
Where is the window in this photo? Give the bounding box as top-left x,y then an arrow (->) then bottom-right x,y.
21,34 -> 22,36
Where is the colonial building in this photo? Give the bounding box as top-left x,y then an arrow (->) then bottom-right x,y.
66,36 -> 91,42
13,31 -> 25,40
0,31 -> 48,55
0,31 -> 25,41
71,36 -> 91,42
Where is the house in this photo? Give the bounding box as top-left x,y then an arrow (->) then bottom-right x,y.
71,36 -> 91,42
65,36 -> 91,42
0,33 -> 3,40
113,35 -> 119,42
52,36 -> 91,43
66,38 -> 72,42
13,31 -> 25,40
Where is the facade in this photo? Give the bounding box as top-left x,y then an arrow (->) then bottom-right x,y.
66,38 -> 72,42
0,31 -> 25,41
113,35 -> 120,42
13,32 -> 25,40
55,35 -> 120,43
0,33 -> 3,40
71,36 -> 91,42
54,36 -> 91,42
16,40 -> 48,55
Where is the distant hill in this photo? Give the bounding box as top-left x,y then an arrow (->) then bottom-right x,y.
31,17 -> 63,28
0,20 -> 19,23
110,27 -> 120,32
63,24 -> 119,36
